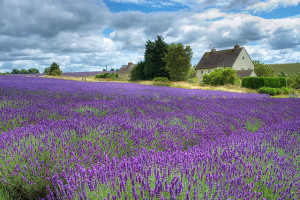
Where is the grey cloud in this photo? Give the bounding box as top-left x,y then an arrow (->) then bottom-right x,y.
0,0 -> 110,38
237,21 -> 266,43
269,28 -> 300,50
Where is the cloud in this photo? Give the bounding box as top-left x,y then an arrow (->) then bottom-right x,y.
247,0 -> 300,12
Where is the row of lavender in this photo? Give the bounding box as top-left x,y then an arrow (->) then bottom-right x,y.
0,75 -> 299,199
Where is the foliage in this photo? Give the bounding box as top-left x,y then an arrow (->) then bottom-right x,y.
44,67 -> 51,75
44,63 -> 62,76
277,70 -> 288,77
188,66 -> 196,78
103,69 -> 107,71
20,69 -> 29,74
163,43 -> 193,81
111,68 -> 115,71
152,77 -> 169,82
28,68 -> 40,74
11,69 -> 20,74
144,35 -> 169,80
130,61 -> 145,81
186,77 -> 198,84
95,73 -> 119,80
258,87 -> 283,96
10,68 -> 39,74
0,72 -> 10,75
202,68 -> 238,86
287,72 -> 300,89
253,60 -> 274,77
242,77 -> 287,89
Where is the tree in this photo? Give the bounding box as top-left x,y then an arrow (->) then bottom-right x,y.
144,35 -> 169,80
28,68 -> 40,74
20,69 -> 29,74
203,68 -> 238,86
287,72 -> 300,89
130,61 -> 145,81
277,70 -> 288,77
44,67 -> 51,75
111,68 -> 115,71
11,69 -> 20,74
44,62 -> 62,75
163,43 -> 193,81
253,60 -> 274,77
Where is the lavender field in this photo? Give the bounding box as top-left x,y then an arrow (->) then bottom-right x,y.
0,75 -> 299,200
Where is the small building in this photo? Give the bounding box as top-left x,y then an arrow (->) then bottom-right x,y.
118,62 -> 136,79
195,44 -> 256,82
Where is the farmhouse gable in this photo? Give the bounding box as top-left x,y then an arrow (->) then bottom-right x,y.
195,45 -> 256,81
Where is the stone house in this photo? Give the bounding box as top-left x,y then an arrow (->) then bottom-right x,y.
118,62 -> 136,79
195,44 -> 256,82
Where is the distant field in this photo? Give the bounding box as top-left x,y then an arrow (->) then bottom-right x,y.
269,63 -> 300,75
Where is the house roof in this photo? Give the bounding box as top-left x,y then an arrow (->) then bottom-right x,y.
196,46 -> 243,70
236,70 -> 254,78
118,62 -> 136,74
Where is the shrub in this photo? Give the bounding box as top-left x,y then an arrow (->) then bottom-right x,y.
281,87 -> 290,94
152,77 -> 170,86
187,78 -> 198,84
203,68 -> 238,86
242,77 -> 287,89
153,77 -> 169,82
95,73 -> 119,80
258,87 -> 282,96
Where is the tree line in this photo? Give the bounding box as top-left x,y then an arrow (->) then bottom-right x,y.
11,68 -> 40,74
130,35 -> 193,82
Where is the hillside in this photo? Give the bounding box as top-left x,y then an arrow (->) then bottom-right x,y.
269,63 -> 300,75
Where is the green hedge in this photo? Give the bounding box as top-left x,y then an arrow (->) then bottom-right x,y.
242,77 -> 287,89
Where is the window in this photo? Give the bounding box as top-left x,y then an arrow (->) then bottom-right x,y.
248,68 -> 252,70
242,56 -> 245,59
241,68 -> 244,70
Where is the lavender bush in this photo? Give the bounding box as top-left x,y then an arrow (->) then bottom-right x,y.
0,76 -> 299,200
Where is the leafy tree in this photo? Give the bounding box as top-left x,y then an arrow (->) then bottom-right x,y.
44,63 -> 62,75
11,69 -> 20,74
144,35 -> 169,80
287,72 -> 300,89
163,43 -> 193,81
20,69 -> 29,74
44,67 -> 51,75
103,69 -> 107,71
203,68 -> 238,86
253,60 -> 274,77
277,70 -> 288,77
28,68 -> 40,74
111,68 -> 115,71
130,61 -> 145,81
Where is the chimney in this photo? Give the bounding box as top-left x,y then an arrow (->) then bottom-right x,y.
128,62 -> 133,66
234,44 -> 240,49
211,47 -> 216,52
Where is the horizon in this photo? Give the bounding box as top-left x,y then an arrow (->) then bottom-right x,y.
0,0 -> 300,73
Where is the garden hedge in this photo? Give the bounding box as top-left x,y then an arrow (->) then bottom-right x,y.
242,77 -> 287,89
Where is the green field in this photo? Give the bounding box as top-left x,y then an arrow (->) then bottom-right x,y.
269,63 -> 300,75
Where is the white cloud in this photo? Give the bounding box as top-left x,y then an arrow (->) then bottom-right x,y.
247,0 -> 300,12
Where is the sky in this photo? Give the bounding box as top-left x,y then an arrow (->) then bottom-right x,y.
0,0 -> 299,73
